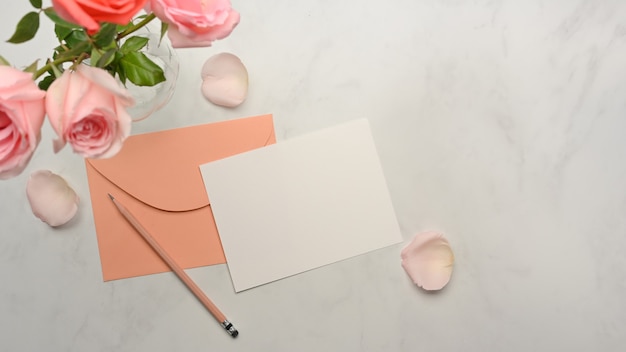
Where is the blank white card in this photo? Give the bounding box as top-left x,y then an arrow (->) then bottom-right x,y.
199,119 -> 402,292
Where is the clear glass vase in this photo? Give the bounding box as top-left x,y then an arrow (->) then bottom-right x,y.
123,24 -> 180,121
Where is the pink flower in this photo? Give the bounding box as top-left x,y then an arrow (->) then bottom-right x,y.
146,0 -> 240,48
46,65 -> 134,159
0,66 -> 46,179
51,0 -> 148,34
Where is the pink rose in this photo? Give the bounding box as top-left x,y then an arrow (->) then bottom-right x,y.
46,65 -> 134,159
0,66 -> 46,179
146,0 -> 240,48
51,0 -> 148,34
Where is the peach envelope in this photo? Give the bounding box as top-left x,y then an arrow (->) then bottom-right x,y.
85,114 -> 275,281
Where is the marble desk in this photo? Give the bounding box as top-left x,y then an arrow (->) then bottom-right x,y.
2,1 -> 626,351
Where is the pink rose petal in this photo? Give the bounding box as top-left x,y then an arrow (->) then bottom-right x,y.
200,53 -> 248,108
26,170 -> 79,227
401,232 -> 454,291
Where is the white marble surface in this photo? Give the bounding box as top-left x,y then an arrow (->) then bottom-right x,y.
2,0 -> 626,351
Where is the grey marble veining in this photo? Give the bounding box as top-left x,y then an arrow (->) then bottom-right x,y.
1,0 -> 626,351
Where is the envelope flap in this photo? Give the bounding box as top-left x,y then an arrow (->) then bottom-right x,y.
87,114 -> 274,212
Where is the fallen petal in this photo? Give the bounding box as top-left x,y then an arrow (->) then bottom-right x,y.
200,53 -> 248,108
26,170 -> 79,227
401,231 -> 454,291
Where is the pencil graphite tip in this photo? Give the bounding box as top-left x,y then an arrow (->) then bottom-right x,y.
107,193 -> 114,200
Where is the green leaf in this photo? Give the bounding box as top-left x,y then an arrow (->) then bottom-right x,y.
44,8 -> 80,29
7,12 -> 40,44
120,52 -> 165,87
29,0 -> 42,9
0,55 -> 10,66
23,60 -> 39,73
96,49 -> 116,68
117,68 -> 127,85
38,74 -> 55,90
160,22 -> 169,43
93,22 -> 118,48
115,52 -> 127,85
90,48 -> 102,67
64,30 -> 89,48
120,36 -> 149,53
55,25 -> 74,42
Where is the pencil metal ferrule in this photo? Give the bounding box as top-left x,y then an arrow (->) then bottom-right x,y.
221,320 -> 239,338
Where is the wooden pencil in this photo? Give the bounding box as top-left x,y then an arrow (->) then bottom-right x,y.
108,193 -> 238,338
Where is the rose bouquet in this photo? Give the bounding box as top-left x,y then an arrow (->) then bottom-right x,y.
0,0 -> 239,180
